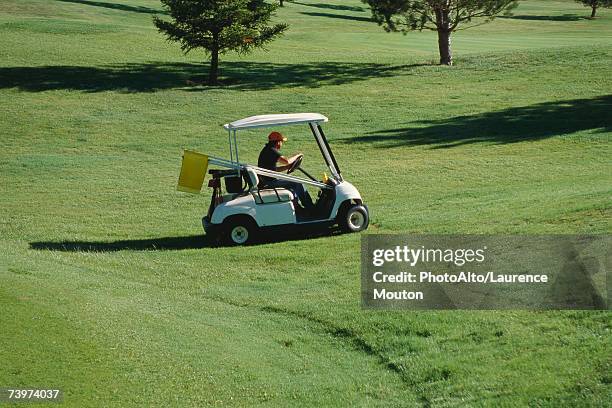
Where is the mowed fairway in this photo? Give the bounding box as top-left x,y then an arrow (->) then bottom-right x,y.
1,0 -> 611,405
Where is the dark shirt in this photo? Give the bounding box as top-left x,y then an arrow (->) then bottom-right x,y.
258,143 -> 281,186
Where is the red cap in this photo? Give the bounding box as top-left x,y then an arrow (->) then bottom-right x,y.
268,131 -> 287,142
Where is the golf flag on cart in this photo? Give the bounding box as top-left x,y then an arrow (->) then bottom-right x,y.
177,150 -> 208,193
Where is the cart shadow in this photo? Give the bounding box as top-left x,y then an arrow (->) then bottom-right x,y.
29,229 -> 343,252
29,235 -> 215,252
0,61 -> 427,93
345,94 -> 612,148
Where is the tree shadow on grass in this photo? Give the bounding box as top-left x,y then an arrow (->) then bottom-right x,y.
345,95 -> 612,148
29,228 -> 344,251
499,14 -> 587,21
291,1 -> 366,12
0,61 -> 423,93
54,0 -> 165,14
300,11 -> 372,22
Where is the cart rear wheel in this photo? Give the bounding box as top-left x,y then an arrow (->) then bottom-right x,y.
340,205 -> 369,233
224,217 -> 257,245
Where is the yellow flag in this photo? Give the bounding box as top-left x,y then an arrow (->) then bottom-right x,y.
177,150 -> 209,194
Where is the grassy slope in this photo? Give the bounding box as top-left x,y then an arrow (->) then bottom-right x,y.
1,0 -> 611,406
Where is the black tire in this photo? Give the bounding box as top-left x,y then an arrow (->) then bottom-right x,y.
223,217 -> 258,245
339,205 -> 369,233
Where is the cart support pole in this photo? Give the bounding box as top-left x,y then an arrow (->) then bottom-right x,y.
309,122 -> 341,181
233,129 -> 240,177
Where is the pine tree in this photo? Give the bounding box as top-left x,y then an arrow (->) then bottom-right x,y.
362,0 -> 518,65
154,0 -> 287,84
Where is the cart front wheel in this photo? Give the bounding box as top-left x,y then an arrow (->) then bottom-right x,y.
340,205 -> 369,233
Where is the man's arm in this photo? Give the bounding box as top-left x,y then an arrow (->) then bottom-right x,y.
276,153 -> 301,171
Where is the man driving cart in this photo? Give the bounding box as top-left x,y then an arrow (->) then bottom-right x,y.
258,131 -> 314,210
177,112 -> 369,245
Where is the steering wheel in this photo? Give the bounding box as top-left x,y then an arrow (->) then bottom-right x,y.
287,154 -> 304,174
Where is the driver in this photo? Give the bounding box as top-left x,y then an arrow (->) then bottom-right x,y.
258,131 -> 314,210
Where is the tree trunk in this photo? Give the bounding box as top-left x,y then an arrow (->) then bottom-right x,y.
437,29 -> 452,66
434,6 -> 452,66
280,0 -> 284,6
591,6 -> 597,18
209,48 -> 219,84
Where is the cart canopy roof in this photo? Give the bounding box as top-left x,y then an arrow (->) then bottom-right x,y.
223,113 -> 328,131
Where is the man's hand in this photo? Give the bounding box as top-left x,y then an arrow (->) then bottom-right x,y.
277,153 -> 302,171
287,153 -> 302,163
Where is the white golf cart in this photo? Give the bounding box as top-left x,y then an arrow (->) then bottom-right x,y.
179,113 -> 369,245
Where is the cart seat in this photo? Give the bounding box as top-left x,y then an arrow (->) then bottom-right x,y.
245,166 -> 294,204
252,188 -> 294,204
245,167 -> 260,190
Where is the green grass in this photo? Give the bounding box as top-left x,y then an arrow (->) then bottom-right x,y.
1,0 -> 611,406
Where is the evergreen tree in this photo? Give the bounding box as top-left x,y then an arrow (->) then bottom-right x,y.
362,0 -> 518,65
154,0 -> 287,84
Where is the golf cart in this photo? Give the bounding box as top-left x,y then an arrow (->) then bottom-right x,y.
177,113 -> 369,245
